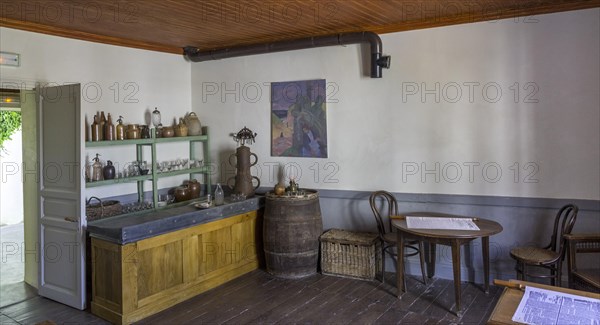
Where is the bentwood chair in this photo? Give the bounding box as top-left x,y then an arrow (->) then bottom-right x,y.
369,190 -> 427,286
510,204 -> 578,286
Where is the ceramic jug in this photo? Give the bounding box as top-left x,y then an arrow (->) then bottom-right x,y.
175,118 -> 188,137
103,160 -> 115,180
174,186 -> 190,202
188,179 -> 200,199
227,145 -> 260,197
184,112 -> 202,136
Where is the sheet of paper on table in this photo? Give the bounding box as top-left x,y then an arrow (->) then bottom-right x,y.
405,216 -> 480,231
512,286 -> 600,325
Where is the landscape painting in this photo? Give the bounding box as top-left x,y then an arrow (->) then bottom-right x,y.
271,79 -> 327,158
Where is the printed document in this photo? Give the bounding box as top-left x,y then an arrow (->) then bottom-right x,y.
405,216 -> 480,231
512,286 -> 600,325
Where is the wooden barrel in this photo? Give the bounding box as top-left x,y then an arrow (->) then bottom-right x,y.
263,190 -> 323,279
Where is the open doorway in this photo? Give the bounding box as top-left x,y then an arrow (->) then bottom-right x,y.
0,88 -> 37,307
1,90 -> 23,227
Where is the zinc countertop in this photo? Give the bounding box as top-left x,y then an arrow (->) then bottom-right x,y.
87,196 -> 264,245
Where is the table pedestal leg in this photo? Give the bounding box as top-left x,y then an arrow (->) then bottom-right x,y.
482,236 -> 490,294
396,231 -> 405,298
428,243 -> 436,278
451,240 -> 462,316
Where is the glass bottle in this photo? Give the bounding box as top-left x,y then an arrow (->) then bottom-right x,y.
91,153 -> 103,181
152,107 -> 161,128
91,115 -> 100,141
116,116 -> 125,140
85,115 -> 90,142
104,113 -> 115,141
99,111 -> 106,141
215,183 -> 224,206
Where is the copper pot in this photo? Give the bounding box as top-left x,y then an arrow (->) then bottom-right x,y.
274,183 -> 285,196
174,186 -> 190,202
126,124 -> 140,139
162,126 -> 174,138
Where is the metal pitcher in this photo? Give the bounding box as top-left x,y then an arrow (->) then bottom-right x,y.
227,145 -> 260,197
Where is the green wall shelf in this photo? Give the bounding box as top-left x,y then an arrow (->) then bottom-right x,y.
84,127 -> 211,210
86,174 -> 152,188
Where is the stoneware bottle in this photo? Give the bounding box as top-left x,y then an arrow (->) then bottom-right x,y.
91,115 -> 100,141
104,113 -> 115,141
99,111 -> 106,141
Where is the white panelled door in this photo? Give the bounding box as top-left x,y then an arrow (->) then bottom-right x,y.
37,84 -> 86,309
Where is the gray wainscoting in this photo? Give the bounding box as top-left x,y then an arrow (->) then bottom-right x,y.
99,187 -> 599,284
315,189 -> 600,284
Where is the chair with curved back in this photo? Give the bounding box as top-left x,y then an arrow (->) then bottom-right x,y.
369,190 -> 427,286
510,204 -> 578,286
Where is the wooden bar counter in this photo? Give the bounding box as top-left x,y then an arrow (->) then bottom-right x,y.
87,197 -> 264,324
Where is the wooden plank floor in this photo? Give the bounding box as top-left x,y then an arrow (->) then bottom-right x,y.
1,270 -> 502,324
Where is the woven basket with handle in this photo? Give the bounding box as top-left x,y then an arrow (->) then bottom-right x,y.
86,196 -> 122,221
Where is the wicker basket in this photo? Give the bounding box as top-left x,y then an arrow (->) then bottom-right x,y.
86,197 -> 122,221
320,229 -> 382,280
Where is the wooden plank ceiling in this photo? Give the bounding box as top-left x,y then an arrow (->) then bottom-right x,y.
1,0 -> 598,55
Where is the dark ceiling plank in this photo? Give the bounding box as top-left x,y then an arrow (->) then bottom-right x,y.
367,0 -> 600,34
0,17 -> 183,54
1,0 -> 598,55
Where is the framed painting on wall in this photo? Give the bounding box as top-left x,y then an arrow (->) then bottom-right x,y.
271,79 -> 327,158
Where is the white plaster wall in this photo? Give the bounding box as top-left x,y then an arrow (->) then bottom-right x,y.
191,9 -> 600,200
0,27 -> 193,200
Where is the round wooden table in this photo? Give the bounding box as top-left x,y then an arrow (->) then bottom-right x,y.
392,213 -> 503,316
